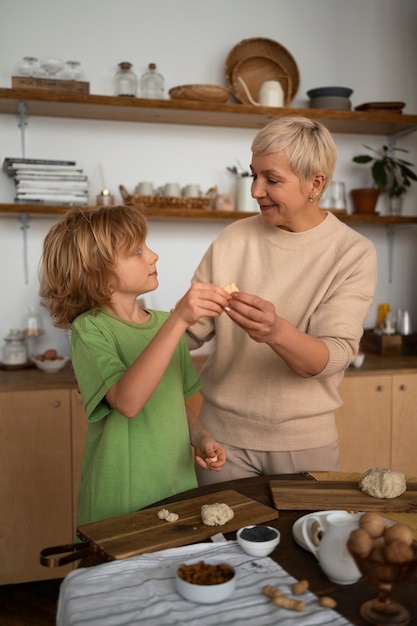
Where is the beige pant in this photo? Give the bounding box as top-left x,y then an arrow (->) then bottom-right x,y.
197,441 -> 340,486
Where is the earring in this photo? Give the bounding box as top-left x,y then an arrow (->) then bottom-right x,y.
309,192 -> 317,203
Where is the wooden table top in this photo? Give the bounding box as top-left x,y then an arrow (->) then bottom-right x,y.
156,474 -> 417,626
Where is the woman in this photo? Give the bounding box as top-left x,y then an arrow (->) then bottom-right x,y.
186,116 -> 377,484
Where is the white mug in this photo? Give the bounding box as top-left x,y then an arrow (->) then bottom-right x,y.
163,182 -> 181,197
135,181 -> 154,195
182,184 -> 201,197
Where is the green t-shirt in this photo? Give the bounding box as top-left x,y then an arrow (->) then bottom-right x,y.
71,309 -> 201,526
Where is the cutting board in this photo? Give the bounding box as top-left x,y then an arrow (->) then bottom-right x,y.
41,489 -> 278,567
270,480 -> 417,512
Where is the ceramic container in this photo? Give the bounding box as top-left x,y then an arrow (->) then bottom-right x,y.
237,525 -> 280,556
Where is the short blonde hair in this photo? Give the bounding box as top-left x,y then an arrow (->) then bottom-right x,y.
251,116 -> 337,191
39,204 -> 148,328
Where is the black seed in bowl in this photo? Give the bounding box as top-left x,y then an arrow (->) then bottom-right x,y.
240,525 -> 277,542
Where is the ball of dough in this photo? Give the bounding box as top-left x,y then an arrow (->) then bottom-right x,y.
359,468 -> 406,499
347,528 -> 373,557
384,524 -> 414,546
201,503 -> 234,526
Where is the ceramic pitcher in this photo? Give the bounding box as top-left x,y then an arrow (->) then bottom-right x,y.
300,511 -> 362,585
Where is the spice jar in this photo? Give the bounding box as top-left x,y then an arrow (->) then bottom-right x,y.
140,63 -> 164,99
1,329 -> 28,365
114,62 -> 137,97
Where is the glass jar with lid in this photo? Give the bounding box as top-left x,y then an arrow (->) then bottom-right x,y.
140,63 -> 164,99
114,62 -> 137,97
1,329 -> 28,365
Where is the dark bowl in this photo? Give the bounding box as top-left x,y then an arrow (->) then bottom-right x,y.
307,86 -> 353,98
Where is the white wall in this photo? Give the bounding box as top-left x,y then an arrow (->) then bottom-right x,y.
1,0 -> 416,355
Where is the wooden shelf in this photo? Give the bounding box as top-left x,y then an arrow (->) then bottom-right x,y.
1,88 -> 417,136
1,203 -> 417,224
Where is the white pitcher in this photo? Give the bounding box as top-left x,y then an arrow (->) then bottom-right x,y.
237,76 -> 284,107
300,511 -> 362,585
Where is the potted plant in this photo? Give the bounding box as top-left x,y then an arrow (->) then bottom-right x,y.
351,144 -> 417,214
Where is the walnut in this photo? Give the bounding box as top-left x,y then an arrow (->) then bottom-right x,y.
224,283 -> 240,294
201,503 -> 234,526
359,468 -> 406,499
157,508 -> 179,523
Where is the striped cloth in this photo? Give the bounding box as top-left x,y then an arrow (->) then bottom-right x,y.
57,541 -> 352,626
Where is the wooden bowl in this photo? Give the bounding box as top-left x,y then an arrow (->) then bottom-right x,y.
168,84 -> 230,103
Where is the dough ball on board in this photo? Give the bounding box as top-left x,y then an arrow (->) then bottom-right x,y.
359,468 -> 406,499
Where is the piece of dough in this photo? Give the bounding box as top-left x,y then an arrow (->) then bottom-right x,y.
157,508 -> 179,522
359,468 -> 406,499
224,283 -> 240,294
201,503 -> 234,526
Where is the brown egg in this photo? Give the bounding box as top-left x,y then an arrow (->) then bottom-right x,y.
384,524 -> 414,546
347,528 -> 373,557
384,538 -> 414,563
359,512 -> 386,538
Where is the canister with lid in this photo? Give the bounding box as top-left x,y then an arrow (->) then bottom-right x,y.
1,329 -> 28,365
114,62 -> 137,97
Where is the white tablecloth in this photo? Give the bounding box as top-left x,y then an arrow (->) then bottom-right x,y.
57,541 -> 353,626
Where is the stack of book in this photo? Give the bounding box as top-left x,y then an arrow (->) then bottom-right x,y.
3,157 -> 89,205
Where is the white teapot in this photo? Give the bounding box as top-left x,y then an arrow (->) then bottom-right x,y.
300,511 -> 362,585
237,76 -> 284,107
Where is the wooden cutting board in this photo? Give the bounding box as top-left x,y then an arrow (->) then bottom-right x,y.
77,489 -> 278,560
270,480 -> 417,512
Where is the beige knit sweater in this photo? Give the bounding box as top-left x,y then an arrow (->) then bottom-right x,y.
186,212 -> 377,452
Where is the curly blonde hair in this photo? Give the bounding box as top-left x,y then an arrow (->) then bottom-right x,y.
39,204 -> 148,328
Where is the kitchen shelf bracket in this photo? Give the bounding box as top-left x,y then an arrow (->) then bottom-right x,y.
19,213 -> 30,284
16,100 -> 28,158
386,223 -> 395,284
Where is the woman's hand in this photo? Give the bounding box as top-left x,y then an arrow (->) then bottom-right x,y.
193,436 -> 226,472
225,291 -> 279,343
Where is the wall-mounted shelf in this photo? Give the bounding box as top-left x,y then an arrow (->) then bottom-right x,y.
1,203 -> 417,224
1,88 -> 417,136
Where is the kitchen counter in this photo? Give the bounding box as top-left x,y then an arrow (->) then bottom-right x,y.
1,353 -> 417,391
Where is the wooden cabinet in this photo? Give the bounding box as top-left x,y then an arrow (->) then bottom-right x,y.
0,386 -> 87,584
335,372 -> 417,475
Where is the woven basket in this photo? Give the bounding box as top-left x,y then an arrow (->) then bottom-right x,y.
231,56 -> 292,106
225,37 -> 299,104
169,84 -> 230,103
119,185 -> 215,211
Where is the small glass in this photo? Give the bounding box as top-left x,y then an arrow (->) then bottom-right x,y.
16,56 -> 39,77
63,60 -> 82,81
39,57 -> 65,78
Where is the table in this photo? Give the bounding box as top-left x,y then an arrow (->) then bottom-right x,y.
60,474 -> 417,626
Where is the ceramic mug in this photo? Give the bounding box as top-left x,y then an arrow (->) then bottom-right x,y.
135,181 -> 154,195
182,184 -> 201,197
163,182 -> 181,197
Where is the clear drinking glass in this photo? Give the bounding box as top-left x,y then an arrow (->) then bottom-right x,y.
39,57 -> 65,78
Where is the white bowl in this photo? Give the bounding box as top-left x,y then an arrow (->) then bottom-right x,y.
32,355 -> 70,373
237,525 -> 280,557
175,559 -> 235,604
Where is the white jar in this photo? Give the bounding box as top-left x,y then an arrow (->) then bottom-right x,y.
1,329 -> 28,365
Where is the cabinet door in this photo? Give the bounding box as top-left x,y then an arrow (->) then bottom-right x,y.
335,375 -> 391,472
391,373 -> 417,476
0,389 -> 73,583
70,388 -> 88,530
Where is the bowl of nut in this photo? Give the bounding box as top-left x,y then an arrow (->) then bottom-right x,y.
175,559 -> 236,604
237,524 -> 280,557
32,349 -> 70,373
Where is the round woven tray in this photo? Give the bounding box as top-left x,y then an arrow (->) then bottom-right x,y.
169,84 -> 230,103
225,37 -> 299,104
231,56 -> 292,106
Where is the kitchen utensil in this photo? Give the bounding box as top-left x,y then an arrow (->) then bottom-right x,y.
270,479 -> 417,512
299,511 -> 361,584
169,84 -> 230,103
40,489 -> 279,567
231,57 -> 291,105
236,76 -> 285,107
225,37 -> 299,104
